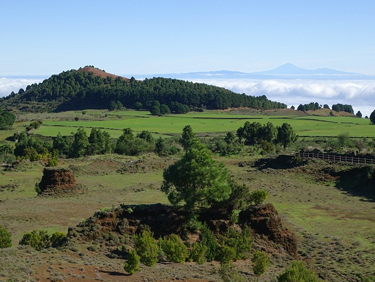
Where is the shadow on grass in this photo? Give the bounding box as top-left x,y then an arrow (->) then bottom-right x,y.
254,155 -> 305,170
334,166 -> 375,202
100,269 -> 130,277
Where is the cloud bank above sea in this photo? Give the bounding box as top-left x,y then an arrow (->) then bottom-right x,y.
1,76 -> 374,117
192,79 -> 375,117
0,77 -> 43,98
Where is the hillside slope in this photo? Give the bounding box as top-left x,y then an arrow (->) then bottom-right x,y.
0,66 -> 286,112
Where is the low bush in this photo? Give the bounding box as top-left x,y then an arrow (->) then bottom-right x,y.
219,226 -> 252,260
134,229 -> 158,267
159,234 -> 188,263
252,251 -> 270,277
219,262 -> 245,282
50,232 -> 66,247
249,190 -> 268,205
124,249 -> 140,274
189,242 -> 207,264
19,230 -> 49,251
199,224 -> 218,262
217,245 -> 236,263
0,225 -> 12,248
277,261 -> 322,282
19,230 -> 66,250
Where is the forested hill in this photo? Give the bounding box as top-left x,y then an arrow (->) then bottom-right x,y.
0,66 -> 287,113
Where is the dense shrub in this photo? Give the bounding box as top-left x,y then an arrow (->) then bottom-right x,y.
159,234 -> 188,263
219,226 -> 252,260
19,230 -> 50,251
277,261 -> 322,282
199,224 -> 219,262
0,110 -> 16,130
155,137 -> 181,156
189,242 -> 207,264
219,262 -> 245,282
115,128 -> 154,155
252,251 -> 270,277
249,190 -> 268,205
124,249 -> 140,274
50,232 -> 66,247
217,245 -> 236,263
134,229 -> 158,267
0,225 -> 12,248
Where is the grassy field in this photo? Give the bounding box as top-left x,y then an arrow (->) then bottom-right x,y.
1,153 -> 375,281
25,109 -> 375,138
1,109 -> 375,281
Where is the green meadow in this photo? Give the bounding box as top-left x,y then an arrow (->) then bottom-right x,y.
32,109 -> 375,138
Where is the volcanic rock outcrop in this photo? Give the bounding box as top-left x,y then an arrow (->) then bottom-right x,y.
38,167 -> 82,195
68,203 -> 297,257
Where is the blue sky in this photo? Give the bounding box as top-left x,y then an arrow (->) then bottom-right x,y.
1,0 -> 375,76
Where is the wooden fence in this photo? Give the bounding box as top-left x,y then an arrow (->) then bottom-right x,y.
299,152 -> 375,165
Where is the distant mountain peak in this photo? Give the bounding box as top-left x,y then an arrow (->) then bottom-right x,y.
255,63 -> 356,75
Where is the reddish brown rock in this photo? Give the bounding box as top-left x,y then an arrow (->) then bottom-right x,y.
68,203 -> 297,257
239,203 -> 298,258
38,168 -> 82,195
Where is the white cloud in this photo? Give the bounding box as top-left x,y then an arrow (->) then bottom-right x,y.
0,77 -> 43,98
192,78 -> 375,117
1,76 -> 374,117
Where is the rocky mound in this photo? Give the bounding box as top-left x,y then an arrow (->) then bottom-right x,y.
67,203 -> 297,257
38,167 -> 83,196
78,66 -> 130,82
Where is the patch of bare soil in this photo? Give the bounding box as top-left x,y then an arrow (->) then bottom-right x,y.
78,66 -> 130,82
69,157 -> 174,176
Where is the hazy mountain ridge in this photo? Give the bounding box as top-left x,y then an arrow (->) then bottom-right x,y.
132,63 -> 374,80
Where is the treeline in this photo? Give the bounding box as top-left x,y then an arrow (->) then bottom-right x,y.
296,102 -> 354,114
0,67 -> 286,112
1,121 -> 298,164
0,110 -> 16,129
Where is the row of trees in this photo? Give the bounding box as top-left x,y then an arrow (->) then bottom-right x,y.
5,121 -> 298,163
0,67 -> 287,113
295,102 -> 354,114
331,103 -> 354,114
236,121 -> 297,149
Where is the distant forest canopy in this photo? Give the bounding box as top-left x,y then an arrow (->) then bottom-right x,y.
0,67 -> 286,113
296,102 -> 354,114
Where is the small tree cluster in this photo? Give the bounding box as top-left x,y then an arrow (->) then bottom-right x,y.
26,120 -> 43,132
297,102 -> 321,111
209,132 -> 244,156
14,133 -> 52,161
332,103 -> 354,114
109,100 -> 123,111
155,136 -> 181,156
149,100 -> 171,116
19,230 -> 66,251
0,110 -> 16,130
237,121 -> 297,149
115,128 -> 155,155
